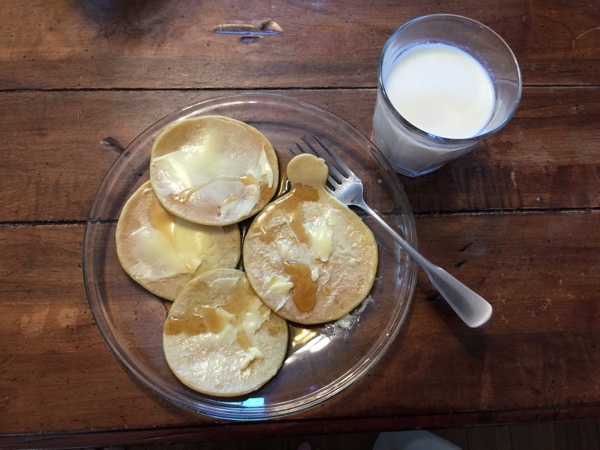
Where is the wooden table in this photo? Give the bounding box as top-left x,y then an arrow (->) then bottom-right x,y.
2,0 -> 599,448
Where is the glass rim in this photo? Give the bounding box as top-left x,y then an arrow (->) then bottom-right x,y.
377,13 -> 523,145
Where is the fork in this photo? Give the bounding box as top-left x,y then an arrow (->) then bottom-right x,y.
294,134 -> 493,328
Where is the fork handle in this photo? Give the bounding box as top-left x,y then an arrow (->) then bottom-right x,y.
360,202 -> 493,328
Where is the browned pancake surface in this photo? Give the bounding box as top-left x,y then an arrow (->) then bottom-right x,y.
243,154 -> 378,324
163,268 -> 289,397
116,181 -> 241,300
149,116 -> 279,226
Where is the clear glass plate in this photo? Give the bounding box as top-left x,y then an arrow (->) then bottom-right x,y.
83,92 -> 418,420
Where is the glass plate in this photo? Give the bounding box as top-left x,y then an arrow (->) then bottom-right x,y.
83,92 -> 417,420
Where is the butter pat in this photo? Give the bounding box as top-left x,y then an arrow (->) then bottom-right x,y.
304,216 -> 334,262
265,274 -> 294,297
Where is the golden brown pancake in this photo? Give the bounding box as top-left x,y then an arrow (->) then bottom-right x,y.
115,181 -> 241,301
163,268 -> 289,397
149,116 -> 279,226
243,154 -> 378,325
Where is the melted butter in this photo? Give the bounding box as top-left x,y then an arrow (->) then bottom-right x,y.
147,192 -> 175,235
224,195 -> 239,205
265,274 -> 294,298
151,117 -> 275,224
236,326 -> 253,350
174,173 -> 260,204
164,307 -> 211,335
248,183 -> 324,313
197,306 -> 231,334
240,347 -> 264,370
287,185 -> 319,239
304,216 -> 334,262
254,183 -> 319,246
131,192 -> 231,281
283,261 -> 317,312
165,275 -> 270,355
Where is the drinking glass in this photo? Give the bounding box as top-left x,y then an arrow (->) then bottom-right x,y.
372,14 -> 522,177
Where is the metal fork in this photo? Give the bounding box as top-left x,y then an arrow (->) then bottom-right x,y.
294,134 -> 493,328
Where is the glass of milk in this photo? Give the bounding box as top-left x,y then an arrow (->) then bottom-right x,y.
373,14 -> 522,177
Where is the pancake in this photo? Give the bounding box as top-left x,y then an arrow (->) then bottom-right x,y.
115,181 -> 241,301
163,268 -> 289,397
243,154 -> 378,325
149,115 -> 279,226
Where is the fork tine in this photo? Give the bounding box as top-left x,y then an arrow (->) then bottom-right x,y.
288,142 -> 302,158
288,142 -> 334,188
291,139 -> 342,188
308,133 -> 357,179
299,137 -> 345,185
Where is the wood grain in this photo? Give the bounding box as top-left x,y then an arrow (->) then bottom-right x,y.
0,0 -> 598,90
1,0 -> 599,447
0,87 -> 599,223
1,210 -> 599,446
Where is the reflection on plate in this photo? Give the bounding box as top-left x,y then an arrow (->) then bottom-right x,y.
83,92 -> 417,420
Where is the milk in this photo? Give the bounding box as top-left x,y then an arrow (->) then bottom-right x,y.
373,43 -> 496,176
